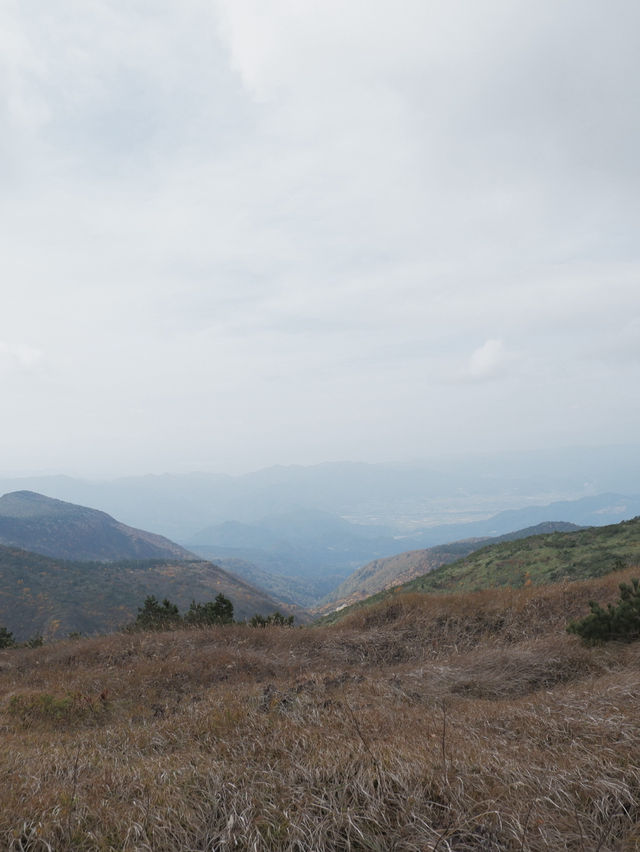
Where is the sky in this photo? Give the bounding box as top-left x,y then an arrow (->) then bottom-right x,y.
1,0 -> 639,477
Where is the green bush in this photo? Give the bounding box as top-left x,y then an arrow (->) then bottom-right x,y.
568,578 -> 640,644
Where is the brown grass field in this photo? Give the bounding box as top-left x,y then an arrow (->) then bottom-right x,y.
2,568 -> 640,850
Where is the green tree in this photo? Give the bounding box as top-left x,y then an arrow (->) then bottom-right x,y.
249,611 -> 294,628
0,626 -> 15,648
184,593 -> 234,626
135,596 -> 181,630
568,578 -> 640,644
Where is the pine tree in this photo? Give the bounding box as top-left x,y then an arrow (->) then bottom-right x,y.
0,625 -> 15,648
184,593 -> 234,626
249,611 -> 294,628
568,578 -> 640,644
135,596 -> 181,630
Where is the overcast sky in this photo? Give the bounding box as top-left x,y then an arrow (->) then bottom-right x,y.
1,0 -> 639,476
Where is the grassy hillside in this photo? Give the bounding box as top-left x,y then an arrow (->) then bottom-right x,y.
315,539 -> 485,613
322,516 -> 640,624
317,521 -> 581,614
2,568 -> 640,849
0,546 -> 305,640
407,515 -> 640,594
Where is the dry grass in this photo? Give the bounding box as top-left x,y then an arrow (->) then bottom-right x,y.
2,568 -> 640,850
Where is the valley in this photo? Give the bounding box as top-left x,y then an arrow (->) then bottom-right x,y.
0,470 -> 639,639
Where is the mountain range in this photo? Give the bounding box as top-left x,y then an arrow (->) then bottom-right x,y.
186,508 -> 401,603
1,446 -> 639,540
2,480 -> 640,639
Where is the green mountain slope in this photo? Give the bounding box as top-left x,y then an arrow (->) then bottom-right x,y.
322,516 -> 640,623
0,491 -> 195,561
317,522 -> 582,614
0,545 -> 306,640
411,517 -> 640,593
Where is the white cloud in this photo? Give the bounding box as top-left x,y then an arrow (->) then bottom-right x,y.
0,1 -> 638,474
0,342 -> 43,370
468,339 -> 507,380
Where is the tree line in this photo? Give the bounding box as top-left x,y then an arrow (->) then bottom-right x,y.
133,593 -> 294,630
0,592 -> 294,647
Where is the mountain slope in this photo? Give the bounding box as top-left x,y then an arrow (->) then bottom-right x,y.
0,545 -> 306,640
408,516 -> 640,594
0,491 -> 195,561
319,522 -> 582,612
191,552 -> 328,608
322,516 -> 640,623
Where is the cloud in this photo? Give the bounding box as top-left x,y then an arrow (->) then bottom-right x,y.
0,1 -> 639,474
468,339 -> 507,380
0,342 -> 43,371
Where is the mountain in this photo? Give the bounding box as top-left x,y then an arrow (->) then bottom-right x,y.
0,491 -> 195,561
0,545 -> 306,640
0,474 -> 638,610
318,522 -> 582,613
2,446 -> 639,540
322,516 -> 640,623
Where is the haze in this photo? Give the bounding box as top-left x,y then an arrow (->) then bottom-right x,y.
1,1 -> 639,478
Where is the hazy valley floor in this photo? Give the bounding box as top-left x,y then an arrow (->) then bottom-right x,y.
2,569 -> 640,850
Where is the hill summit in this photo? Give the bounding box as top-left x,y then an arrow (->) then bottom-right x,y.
0,491 -> 194,561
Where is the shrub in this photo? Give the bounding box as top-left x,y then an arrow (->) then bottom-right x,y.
568,578 -> 640,644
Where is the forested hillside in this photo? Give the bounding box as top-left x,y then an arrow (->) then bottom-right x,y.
0,545 -> 303,640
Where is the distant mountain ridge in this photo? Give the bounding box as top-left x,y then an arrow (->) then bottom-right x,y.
1,447 -> 639,541
406,494 -> 640,547
0,491 -> 195,562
